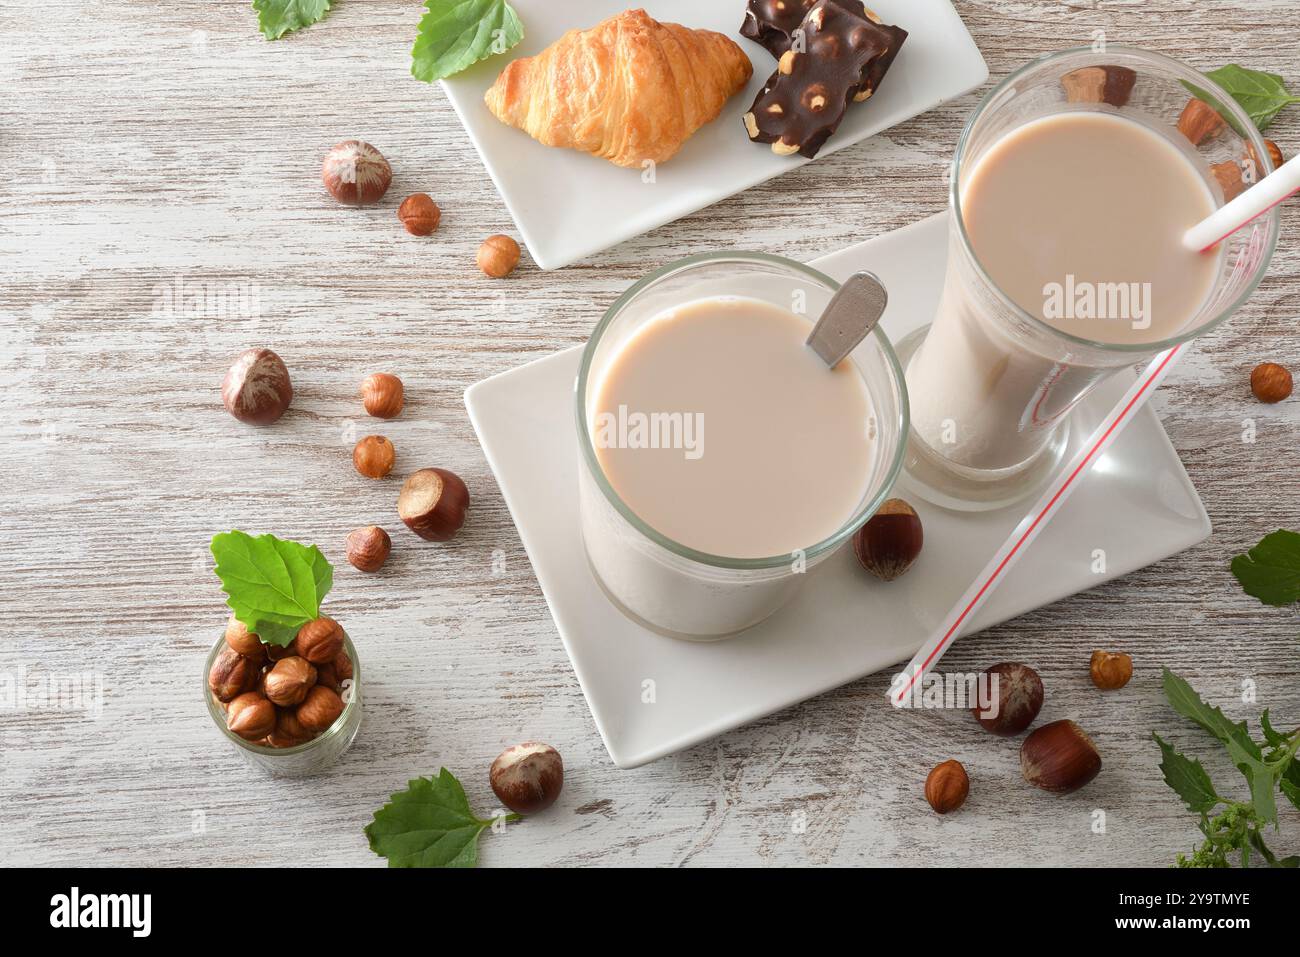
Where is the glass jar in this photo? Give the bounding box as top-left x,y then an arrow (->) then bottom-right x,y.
203,632 -> 361,777
576,252 -> 910,639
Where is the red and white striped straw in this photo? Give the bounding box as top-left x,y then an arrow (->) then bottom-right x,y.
892,150 -> 1299,705
1183,153 -> 1300,253
890,344 -> 1184,706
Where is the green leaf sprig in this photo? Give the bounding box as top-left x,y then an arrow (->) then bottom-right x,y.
366,768 -> 519,867
1231,529 -> 1300,608
253,0 -> 333,40
210,530 -> 333,646
411,0 -> 524,83
1154,669 -> 1300,868
1183,65 -> 1300,137
1205,65 -> 1300,132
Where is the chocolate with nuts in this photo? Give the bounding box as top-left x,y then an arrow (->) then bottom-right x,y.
741,0 -> 875,57
743,0 -> 907,158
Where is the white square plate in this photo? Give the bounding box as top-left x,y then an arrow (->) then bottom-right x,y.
465,213 -> 1212,767
440,0 -> 987,269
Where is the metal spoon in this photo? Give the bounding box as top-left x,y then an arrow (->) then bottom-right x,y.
806,270 -> 888,368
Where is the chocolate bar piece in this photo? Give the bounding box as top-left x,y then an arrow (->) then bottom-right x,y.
743,0 -> 907,158
741,0 -> 875,57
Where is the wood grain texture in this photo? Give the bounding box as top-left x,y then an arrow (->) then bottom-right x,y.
1,0 -> 1298,867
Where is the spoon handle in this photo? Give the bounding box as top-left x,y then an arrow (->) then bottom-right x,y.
806,270 -> 889,368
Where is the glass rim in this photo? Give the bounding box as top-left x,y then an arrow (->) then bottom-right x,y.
951,45 -> 1281,354
203,631 -> 359,756
574,250 -> 911,571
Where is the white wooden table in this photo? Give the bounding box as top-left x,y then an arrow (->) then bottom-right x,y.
2,1 -> 1297,867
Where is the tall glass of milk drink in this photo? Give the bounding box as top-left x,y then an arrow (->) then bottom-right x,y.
577,253 -> 909,639
903,48 -> 1280,510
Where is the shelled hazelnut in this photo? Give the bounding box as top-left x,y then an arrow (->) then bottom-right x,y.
1060,65 -> 1136,107
353,435 -> 396,479
227,692 -> 276,741
212,623 -> 356,752
398,193 -> 441,235
1177,98 -> 1225,146
1089,650 -> 1132,690
346,525 -> 391,572
1212,161 -> 1246,201
297,685 -> 345,733
209,644 -> 259,702
264,656 -> 318,707
296,617 -> 345,665
1247,139 -> 1284,173
267,708 -> 312,749
1251,362 -> 1293,403
477,235 -> 521,278
360,373 -> 404,418
224,615 -> 264,659
924,759 -> 969,814
334,648 -> 354,682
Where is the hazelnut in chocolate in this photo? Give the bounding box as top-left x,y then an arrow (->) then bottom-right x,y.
741,0 -> 876,57
743,0 -> 907,158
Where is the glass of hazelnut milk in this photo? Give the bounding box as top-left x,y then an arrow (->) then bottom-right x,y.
576,253 -> 909,639
901,47 -> 1280,510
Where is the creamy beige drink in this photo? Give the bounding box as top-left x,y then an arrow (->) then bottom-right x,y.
908,110 -> 1221,475
590,297 -> 876,559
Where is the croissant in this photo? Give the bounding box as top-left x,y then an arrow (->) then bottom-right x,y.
484,9 -> 753,168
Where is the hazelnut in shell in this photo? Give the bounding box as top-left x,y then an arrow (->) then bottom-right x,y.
221,348 -> 292,425
972,662 -> 1044,736
296,617 -> 345,665
853,498 -> 923,582
321,139 -> 392,205
1021,719 -> 1102,793
490,742 -> 564,815
397,467 -> 469,541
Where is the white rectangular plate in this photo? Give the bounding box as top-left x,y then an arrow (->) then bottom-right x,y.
440,0 -> 987,269
465,213 -> 1212,768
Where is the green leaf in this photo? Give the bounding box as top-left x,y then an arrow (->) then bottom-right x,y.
253,0 -> 332,40
1282,778 -> 1300,814
1206,65 -> 1300,132
1154,733 -> 1220,812
1260,710 -> 1287,748
1161,669 -> 1262,761
365,768 -> 517,867
1236,754 -> 1279,826
1230,530 -> 1300,607
411,0 -> 523,83
210,531 -> 333,646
